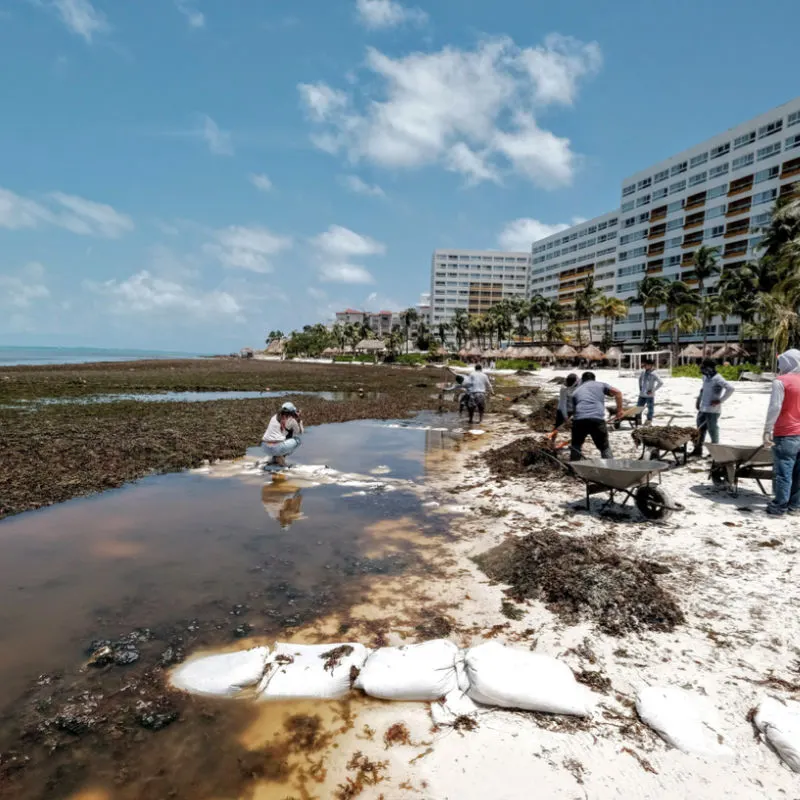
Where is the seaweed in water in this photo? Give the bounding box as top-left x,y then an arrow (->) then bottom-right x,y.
320,645 -> 354,674
473,529 -> 684,636
284,714 -> 332,753
334,751 -> 388,799
383,722 -> 412,748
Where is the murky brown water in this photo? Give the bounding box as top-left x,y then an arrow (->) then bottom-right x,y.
0,415 -> 470,799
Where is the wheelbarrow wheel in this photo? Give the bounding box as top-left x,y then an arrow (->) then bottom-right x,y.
613,420 -> 622,430
635,485 -> 674,521
649,448 -> 661,461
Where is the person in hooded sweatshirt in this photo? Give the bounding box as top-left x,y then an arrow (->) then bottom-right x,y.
763,349 -> 800,515
691,359 -> 735,457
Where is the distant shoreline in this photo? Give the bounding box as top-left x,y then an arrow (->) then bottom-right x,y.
0,346 -> 213,368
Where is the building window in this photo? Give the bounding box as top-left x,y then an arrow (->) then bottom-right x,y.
621,200 -> 634,212
667,200 -> 684,213
608,217 -> 619,226
654,169 -> 669,183
753,188 -> 778,205
709,163 -> 729,178
669,180 -> 686,194
666,217 -> 683,231
667,237 -> 681,249
732,153 -> 754,171
623,184 -> 636,197
710,143 -> 731,159
789,111 -> 800,128
757,142 -> 781,161
652,187 -> 668,200
666,255 -> 681,267
690,153 -> 709,168
618,263 -> 646,277
637,213 -> 650,224
708,225 -> 724,238
786,134 -> 800,152
734,131 -> 756,150
636,194 -> 651,207
623,216 -> 636,228
671,161 -> 688,176
637,177 -> 652,190
706,204 -> 726,219
689,171 -> 707,186
707,183 -> 728,199
758,119 -> 784,139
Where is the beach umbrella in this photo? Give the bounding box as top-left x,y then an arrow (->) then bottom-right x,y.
530,346 -> 554,360
680,344 -> 704,358
580,345 -> 606,361
468,346 -> 483,357
554,344 -> 578,358
712,343 -> 749,359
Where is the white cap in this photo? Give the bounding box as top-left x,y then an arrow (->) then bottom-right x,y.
280,401 -> 298,413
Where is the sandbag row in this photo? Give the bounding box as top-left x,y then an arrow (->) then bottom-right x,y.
170,639 -> 595,717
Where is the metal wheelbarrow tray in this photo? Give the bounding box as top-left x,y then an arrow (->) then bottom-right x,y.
706,443 -> 773,497
569,458 -> 680,520
632,426 -> 698,466
607,405 -> 646,430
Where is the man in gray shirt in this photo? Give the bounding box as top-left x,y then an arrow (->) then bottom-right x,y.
637,360 -> 664,423
691,359 -> 735,457
464,364 -> 493,425
569,371 -> 624,461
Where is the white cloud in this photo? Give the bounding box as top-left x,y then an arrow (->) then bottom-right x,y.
355,0 -> 428,29
0,262 -> 50,308
0,186 -> 133,238
297,83 -> 348,122
498,218 -> 572,251
298,34 -> 601,187
201,115 -> 233,155
318,262 -> 375,284
310,224 -> 385,284
340,174 -> 385,197
205,225 -> 292,273
50,0 -> 108,42
175,0 -> 205,28
311,224 -> 385,258
88,271 -> 241,317
249,173 -> 273,192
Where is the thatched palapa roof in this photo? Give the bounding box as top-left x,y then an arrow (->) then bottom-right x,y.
555,344 -> 578,358
580,345 -> 606,361
355,339 -> 385,352
680,344 -> 705,358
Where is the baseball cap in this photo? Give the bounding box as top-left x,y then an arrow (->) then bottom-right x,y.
280,402 -> 298,414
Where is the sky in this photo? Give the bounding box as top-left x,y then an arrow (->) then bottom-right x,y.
0,0 -> 798,353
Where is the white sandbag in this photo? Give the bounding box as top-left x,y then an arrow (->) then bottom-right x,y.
636,686 -> 734,758
754,696 -> 800,772
257,642 -> 368,701
170,646 -> 269,697
354,640 -> 460,701
464,641 -> 593,716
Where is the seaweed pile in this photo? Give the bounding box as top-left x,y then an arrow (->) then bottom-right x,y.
483,436 -> 568,481
474,529 -> 684,635
632,425 -> 698,451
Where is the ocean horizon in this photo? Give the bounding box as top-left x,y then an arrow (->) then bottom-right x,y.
0,346 -> 209,367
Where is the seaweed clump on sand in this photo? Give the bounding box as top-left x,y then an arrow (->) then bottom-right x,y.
473,529 -> 684,636
527,398 -> 566,433
483,436 -> 568,481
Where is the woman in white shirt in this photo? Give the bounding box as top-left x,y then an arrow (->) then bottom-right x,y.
262,401 -> 304,466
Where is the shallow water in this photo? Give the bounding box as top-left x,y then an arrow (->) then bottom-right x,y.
5,389 -> 382,407
0,413 -> 469,798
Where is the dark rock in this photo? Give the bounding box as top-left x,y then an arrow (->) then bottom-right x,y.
159,645 -> 185,667
135,702 -> 179,732
232,623 -> 253,638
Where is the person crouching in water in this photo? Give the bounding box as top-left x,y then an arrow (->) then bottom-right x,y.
464,364 -> 493,425
262,401 -> 304,466
555,373 -> 579,429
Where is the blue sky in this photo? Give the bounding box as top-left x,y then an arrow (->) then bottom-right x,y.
0,0 -> 798,353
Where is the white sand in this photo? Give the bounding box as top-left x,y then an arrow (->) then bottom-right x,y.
190,369 -> 800,798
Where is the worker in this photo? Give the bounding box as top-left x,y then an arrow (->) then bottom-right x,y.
441,374 -> 469,416
763,349 -> 800,515
464,364 -> 493,425
637,360 -> 663,423
261,401 -> 304,466
691,359 -> 735,457
555,373 -> 579,428
569,372 -> 623,461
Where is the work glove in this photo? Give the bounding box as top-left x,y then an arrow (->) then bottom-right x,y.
763,431 -> 773,447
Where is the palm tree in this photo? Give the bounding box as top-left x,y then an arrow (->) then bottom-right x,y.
344,322 -> 361,353
331,323 -> 347,353
266,329 -> 284,345
527,294 -> 548,343
488,300 -> 514,347
659,305 -> 701,350
383,329 -> 404,358
594,295 -> 628,348
436,321 -> 451,350
399,308 -> 419,354
546,300 -> 567,343
692,245 -> 721,297
452,309 -> 469,350
415,319 -> 431,351
757,194 -> 800,285
660,281 -> 697,355
573,276 -> 601,345
635,276 -> 669,347
509,298 -> 530,340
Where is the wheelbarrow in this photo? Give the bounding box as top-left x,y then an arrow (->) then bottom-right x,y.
632,426 -> 698,466
706,443 -> 773,497
569,458 -> 679,520
607,405 -> 646,430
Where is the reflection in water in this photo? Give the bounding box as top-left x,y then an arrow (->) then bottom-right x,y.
261,483 -> 305,529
